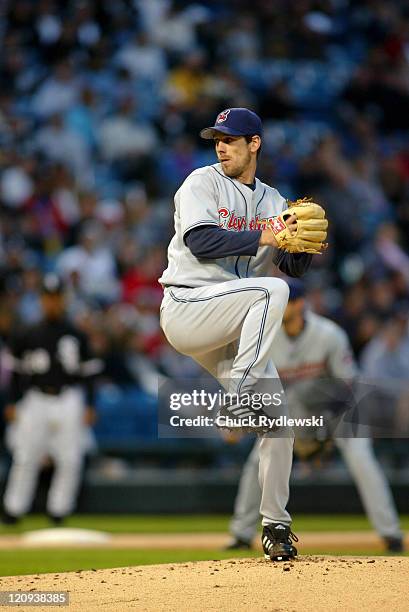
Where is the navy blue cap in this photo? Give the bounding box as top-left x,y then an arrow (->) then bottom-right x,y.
41,273 -> 64,295
200,108 -> 263,140
288,280 -> 306,301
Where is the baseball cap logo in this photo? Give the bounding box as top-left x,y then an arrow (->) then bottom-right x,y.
216,109 -> 230,123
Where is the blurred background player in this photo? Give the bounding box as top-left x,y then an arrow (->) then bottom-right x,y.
2,274 -> 100,525
226,281 -> 403,553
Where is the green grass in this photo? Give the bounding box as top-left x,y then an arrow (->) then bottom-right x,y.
0,515 -> 408,576
0,548 -> 259,577
1,514 -> 409,534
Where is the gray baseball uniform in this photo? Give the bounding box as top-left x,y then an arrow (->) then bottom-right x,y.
229,311 -> 402,543
159,164 -> 287,288
160,162 -> 300,527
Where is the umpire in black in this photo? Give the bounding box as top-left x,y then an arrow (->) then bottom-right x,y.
2,274 -> 101,525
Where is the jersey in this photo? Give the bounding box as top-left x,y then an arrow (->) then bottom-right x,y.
159,163 -> 287,287
7,318 -> 101,404
272,311 -> 357,382
271,311 -> 357,413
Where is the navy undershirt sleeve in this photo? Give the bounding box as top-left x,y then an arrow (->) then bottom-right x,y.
185,225 -> 262,259
185,224 -> 313,277
272,248 -> 312,278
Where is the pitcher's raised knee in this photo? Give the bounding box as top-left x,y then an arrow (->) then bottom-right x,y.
259,277 -> 289,312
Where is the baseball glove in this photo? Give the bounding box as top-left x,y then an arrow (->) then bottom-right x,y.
293,437 -> 333,462
268,197 -> 328,254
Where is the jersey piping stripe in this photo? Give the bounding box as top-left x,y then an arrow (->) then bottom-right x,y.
169,286 -> 270,395
248,188 -> 266,279
238,287 -> 269,395
234,256 -> 241,278
208,174 -> 264,281
183,220 -> 219,237
210,168 -> 265,281
248,188 -> 267,278
211,167 -> 248,219
255,187 -> 266,216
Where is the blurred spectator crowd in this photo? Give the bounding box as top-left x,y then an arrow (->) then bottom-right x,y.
0,0 -> 409,445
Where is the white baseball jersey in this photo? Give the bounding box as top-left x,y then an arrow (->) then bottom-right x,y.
159,163 -> 287,287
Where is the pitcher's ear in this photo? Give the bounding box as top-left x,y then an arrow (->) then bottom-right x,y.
250,135 -> 261,155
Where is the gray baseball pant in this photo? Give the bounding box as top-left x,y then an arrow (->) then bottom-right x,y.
161,277 -> 294,526
229,437 -> 402,542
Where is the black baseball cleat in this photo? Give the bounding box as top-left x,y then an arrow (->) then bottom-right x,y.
384,537 -> 404,554
262,523 -> 298,561
224,537 -> 253,551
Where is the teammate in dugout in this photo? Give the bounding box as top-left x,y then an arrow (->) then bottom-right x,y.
159,107 -> 328,561
2,274 -> 101,525
226,282 -> 404,554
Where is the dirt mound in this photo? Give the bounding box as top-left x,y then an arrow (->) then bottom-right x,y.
0,556 -> 407,611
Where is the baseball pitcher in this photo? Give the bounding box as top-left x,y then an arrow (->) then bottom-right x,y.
159,108 -> 328,561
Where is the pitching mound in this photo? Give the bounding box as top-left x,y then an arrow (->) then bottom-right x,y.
1,556 -> 408,611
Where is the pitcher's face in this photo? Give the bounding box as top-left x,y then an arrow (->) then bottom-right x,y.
214,133 -> 258,179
